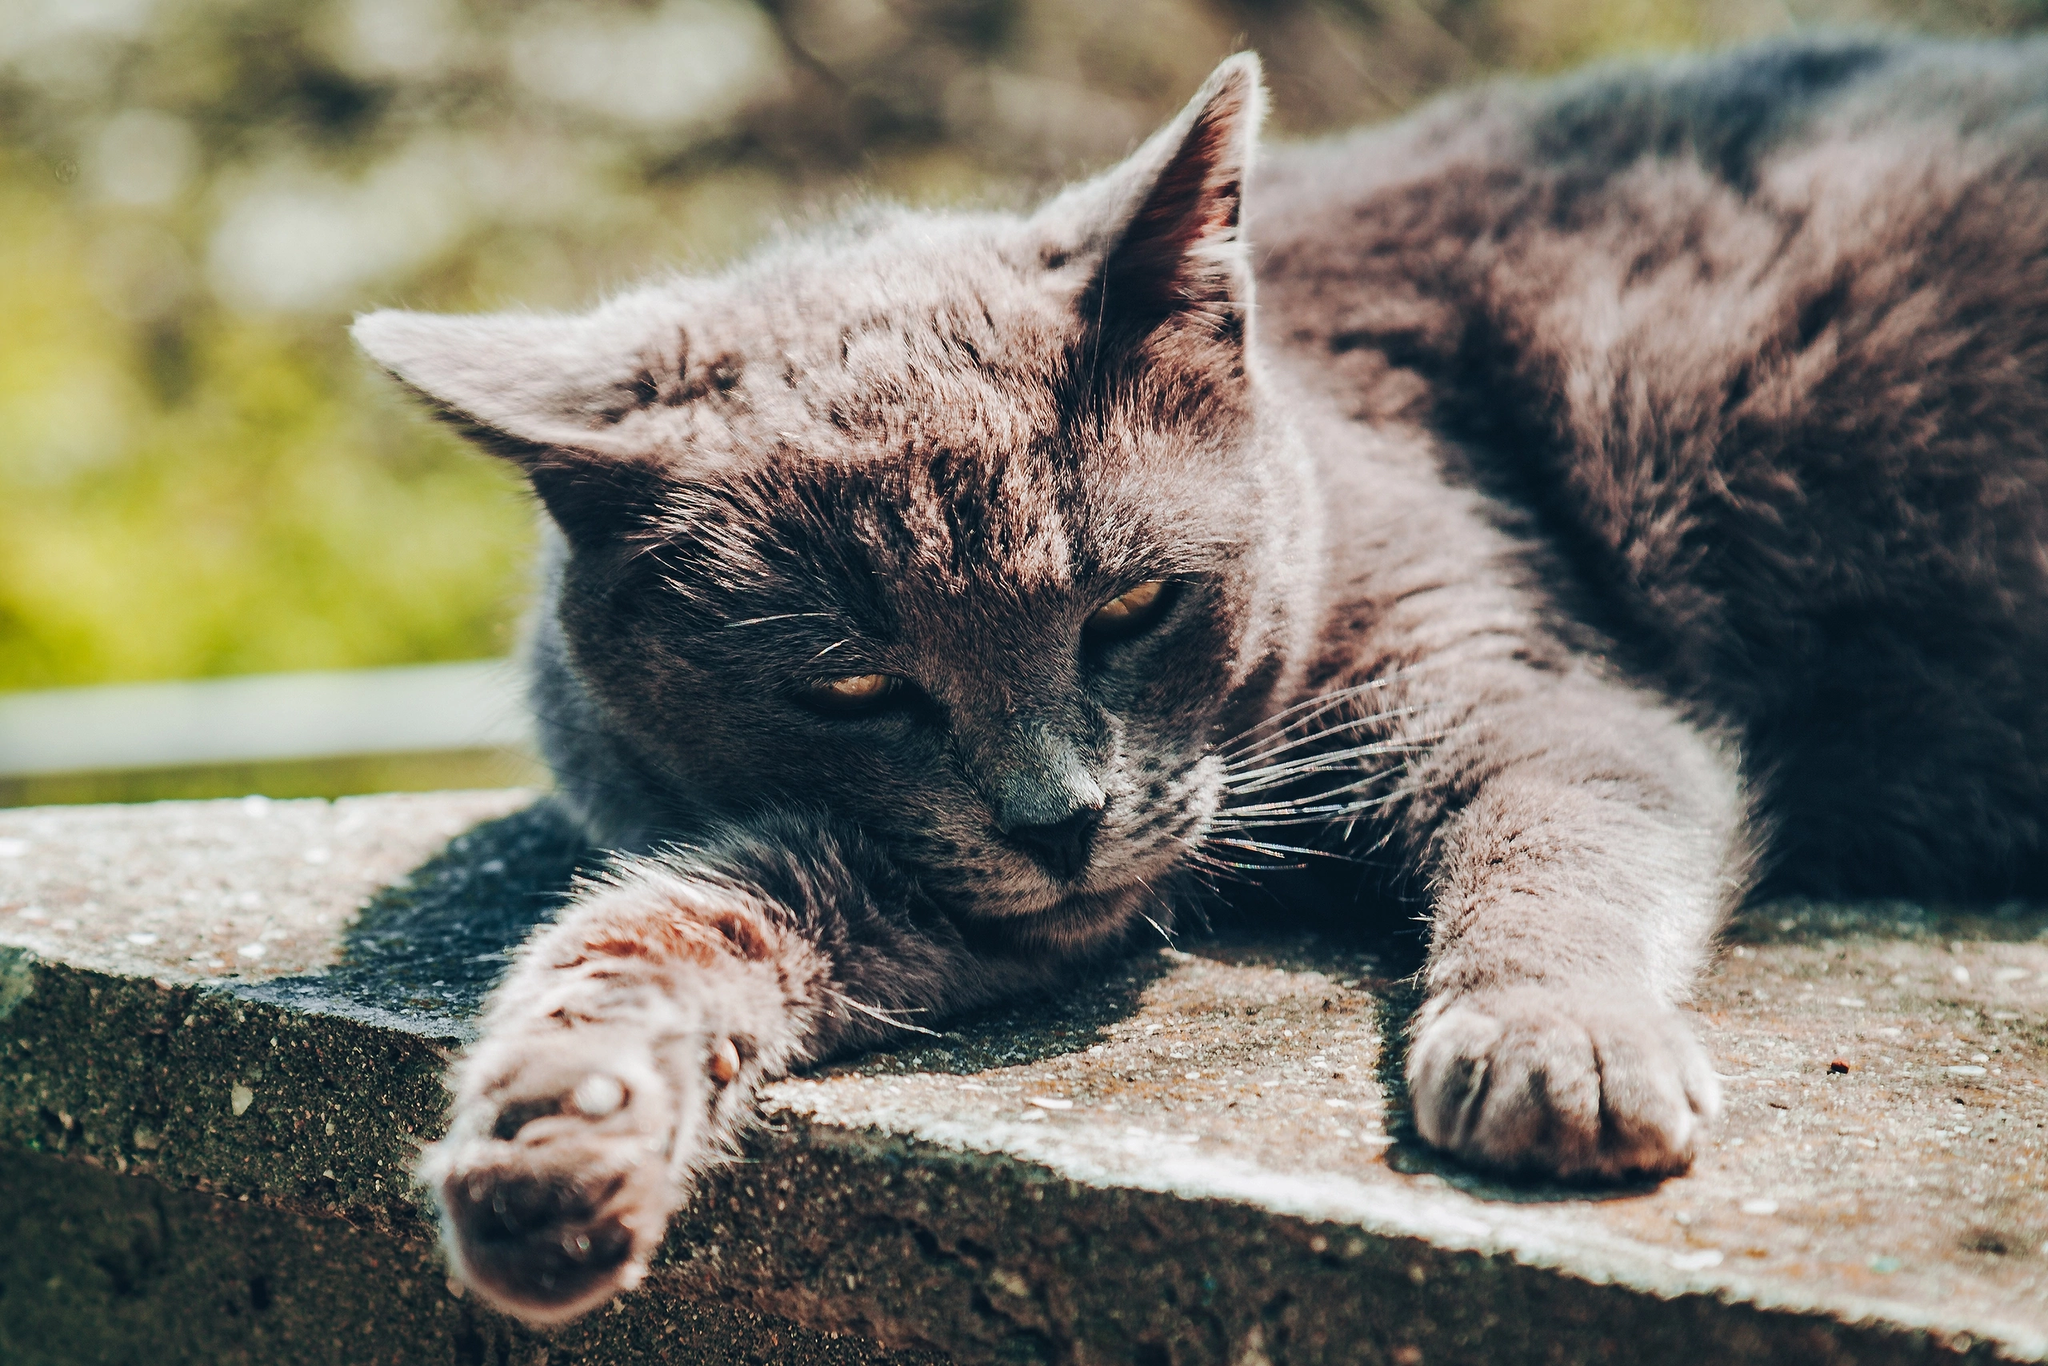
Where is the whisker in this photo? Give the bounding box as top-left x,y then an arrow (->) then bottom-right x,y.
1223,769 -> 1422,809
1214,674 -> 1417,759
1200,853 -> 1300,872
1217,781 -> 1423,824
826,990 -> 946,1037
1222,739 -> 1443,793
1175,837 -> 1257,886
1220,705 -> 1434,768
1225,730 -> 1431,774
723,612 -> 837,629
1235,667 -> 1417,728
1137,909 -> 1179,947
1208,836 -> 1362,864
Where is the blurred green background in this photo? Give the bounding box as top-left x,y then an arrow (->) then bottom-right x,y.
2,0 -> 2044,798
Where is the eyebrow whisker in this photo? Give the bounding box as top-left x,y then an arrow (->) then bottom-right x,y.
723,612 -> 837,629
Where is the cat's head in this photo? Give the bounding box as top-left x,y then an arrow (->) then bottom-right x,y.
354,56 -> 1314,945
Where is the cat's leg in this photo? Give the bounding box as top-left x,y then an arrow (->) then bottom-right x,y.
418,860 -> 817,1322
419,822 -> 1001,1323
1394,672 -> 1747,1180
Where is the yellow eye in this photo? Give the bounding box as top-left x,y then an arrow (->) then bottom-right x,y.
805,673 -> 898,710
1086,580 -> 1171,637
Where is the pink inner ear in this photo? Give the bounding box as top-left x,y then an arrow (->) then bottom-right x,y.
1103,67 -> 1258,323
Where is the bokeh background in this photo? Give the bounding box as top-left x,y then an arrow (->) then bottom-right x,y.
3,0 -> 2045,801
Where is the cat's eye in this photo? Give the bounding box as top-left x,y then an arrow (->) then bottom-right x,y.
1085,579 -> 1173,641
801,673 -> 901,713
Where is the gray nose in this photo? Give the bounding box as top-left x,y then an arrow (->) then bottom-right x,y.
978,722 -> 1107,880
1005,808 -> 1104,882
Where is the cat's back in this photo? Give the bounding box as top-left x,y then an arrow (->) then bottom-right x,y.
1254,34 -> 2048,425
1255,34 -> 2048,690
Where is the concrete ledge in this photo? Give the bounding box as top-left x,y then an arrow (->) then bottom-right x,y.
1,794 -> 2044,1364
0,1147 -> 932,1366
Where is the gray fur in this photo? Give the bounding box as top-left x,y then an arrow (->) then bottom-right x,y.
354,39 -> 2048,1321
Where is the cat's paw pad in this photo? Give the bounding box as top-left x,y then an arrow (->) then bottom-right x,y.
1406,988 -> 1719,1182
442,1159 -> 646,1316
423,1040 -> 687,1323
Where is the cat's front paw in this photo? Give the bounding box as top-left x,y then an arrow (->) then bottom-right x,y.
1405,987 -> 1719,1181
420,1028 -> 696,1323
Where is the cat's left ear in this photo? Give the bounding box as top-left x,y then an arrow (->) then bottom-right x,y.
1040,53 -> 1266,343
351,298 -> 690,544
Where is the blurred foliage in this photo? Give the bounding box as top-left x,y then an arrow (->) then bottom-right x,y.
3,0 -> 2046,692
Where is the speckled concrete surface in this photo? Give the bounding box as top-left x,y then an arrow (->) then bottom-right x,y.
1,793 -> 2044,1364
0,1145 -> 940,1366
0,790 -> 530,985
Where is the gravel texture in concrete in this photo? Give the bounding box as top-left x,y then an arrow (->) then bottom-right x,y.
1,793 -> 2044,1364
0,1145 -> 937,1366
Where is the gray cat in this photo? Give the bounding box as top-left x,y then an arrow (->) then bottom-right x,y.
353,36 -> 2048,1324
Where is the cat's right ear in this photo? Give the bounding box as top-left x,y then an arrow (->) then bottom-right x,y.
351,305 -> 676,546
1037,53 -> 1266,348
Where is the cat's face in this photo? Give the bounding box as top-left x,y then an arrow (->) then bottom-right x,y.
355,59 -> 1302,942
547,300 -> 1272,926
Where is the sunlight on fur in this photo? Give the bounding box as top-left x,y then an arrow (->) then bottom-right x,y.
352,39 -> 2048,1322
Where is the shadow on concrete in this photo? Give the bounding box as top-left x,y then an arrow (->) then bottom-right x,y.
232,801 -> 2047,1222
1193,883 -> 1677,1205
1725,895 -> 2048,945
823,868 -> 1427,1077
235,799 -> 591,1031
812,952 -> 1185,1078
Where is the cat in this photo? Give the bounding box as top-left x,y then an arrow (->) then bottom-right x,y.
352,34 -> 2048,1325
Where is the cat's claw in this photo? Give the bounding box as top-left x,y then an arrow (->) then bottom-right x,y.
1406,987 -> 1719,1182
421,1032 -> 690,1323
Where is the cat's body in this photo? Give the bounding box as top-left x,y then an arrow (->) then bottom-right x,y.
353,36 -> 2048,1324
1259,38 -> 2048,899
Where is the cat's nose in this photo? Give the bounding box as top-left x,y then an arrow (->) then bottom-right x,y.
978,721 -> 1107,877
1005,808 -> 1104,882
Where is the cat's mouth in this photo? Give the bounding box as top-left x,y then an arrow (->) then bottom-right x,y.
985,879 -> 1171,955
